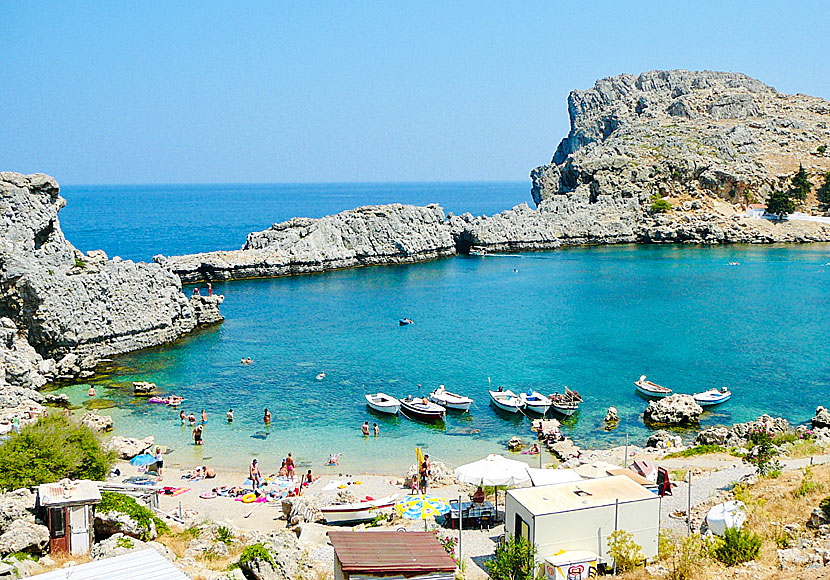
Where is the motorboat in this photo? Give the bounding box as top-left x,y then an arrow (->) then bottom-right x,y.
469,246 -> 487,256
316,372 -> 326,380
634,375 -> 672,398
693,387 -> 732,407
519,390 -> 551,415
320,494 -> 398,525
489,389 -> 523,413
364,393 -> 401,415
429,385 -> 473,412
400,396 -> 445,421
549,387 -> 582,417
399,318 -> 414,325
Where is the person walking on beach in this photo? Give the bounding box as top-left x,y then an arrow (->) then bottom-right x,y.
361,421 -> 370,436
250,458 -> 261,490
263,408 -> 271,424
286,453 -> 295,480
227,408 -> 234,422
154,446 -> 164,479
419,458 -> 428,494
193,425 -> 203,445
373,423 -> 379,437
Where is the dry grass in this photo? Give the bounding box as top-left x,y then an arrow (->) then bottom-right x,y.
39,551 -> 92,571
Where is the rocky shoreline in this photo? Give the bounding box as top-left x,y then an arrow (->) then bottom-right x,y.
156,69 -> 830,283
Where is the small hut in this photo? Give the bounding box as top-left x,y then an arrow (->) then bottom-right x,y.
37,479 -> 101,555
329,531 -> 456,580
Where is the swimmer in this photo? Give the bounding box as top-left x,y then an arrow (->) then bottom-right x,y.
246,357 -> 253,364
227,408 -> 234,422
188,412 -> 197,426
361,421 -> 370,436
88,386 -> 96,397
326,453 -> 341,466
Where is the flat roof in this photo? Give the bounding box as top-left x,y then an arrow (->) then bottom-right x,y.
31,549 -> 188,580
329,531 -> 456,573
507,475 -> 656,515
38,480 -> 101,507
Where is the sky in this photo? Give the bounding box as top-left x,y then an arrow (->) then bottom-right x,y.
2,1 -> 829,184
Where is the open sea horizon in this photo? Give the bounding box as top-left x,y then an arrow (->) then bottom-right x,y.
53,182 -> 830,475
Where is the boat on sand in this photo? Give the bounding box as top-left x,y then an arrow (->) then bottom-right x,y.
693,387 -> 731,407
429,385 -> 473,412
400,397 -> 445,421
321,494 -> 398,524
634,375 -> 672,399
489,389 -> 522,413
364,393 -> 401,415
519,390 -> 551,415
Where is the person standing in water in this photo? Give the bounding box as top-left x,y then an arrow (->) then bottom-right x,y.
361,421 -> 370,436
263,408 -> 271,423
201,409 -> 207,424
227,409 -> 234,422
373,423 -> 379,437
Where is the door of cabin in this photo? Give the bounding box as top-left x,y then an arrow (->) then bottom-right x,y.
48,507 -> 69,554
69,505 -> 90,555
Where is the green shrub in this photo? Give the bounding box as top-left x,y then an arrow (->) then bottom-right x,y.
239,543 -> 275,568
794,467 -> 823,498
766,189 -> 795,218
743,427 -> 781,476
818,172 -> 830,205
74,258 -> 86,269
650,195 -> 672,214
608,529 -> 644,572
659,531 -> 712,580
98,492 -> 169,540
217,525 -> 234,545
665,444 -> 726,458
0,414 -> 115,489
818,144 -> 827,155
484,535 -> 537,580
116,536 -> 134,549
713,527 -> 762,566
771,432 -> 797,445
820,495 -> 830,520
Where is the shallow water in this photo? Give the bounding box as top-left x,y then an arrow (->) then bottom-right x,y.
54,240 -> 830,475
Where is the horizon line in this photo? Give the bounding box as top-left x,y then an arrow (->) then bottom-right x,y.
60,179 -> 532,188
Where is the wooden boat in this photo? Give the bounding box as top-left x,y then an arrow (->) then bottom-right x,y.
364,393 -> 401,415
519,390 -> 551,415
400,396 -> 445,421
489,389 -> 522,413
429,385 -> 473,412
549,387 -> 582,417
693,387 -> 731,407
634,375 -> 672,399
320,494 -> 398,525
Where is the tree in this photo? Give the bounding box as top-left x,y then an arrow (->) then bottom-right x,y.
790,163 -> 811,201
485,535 -> 538,580
765,190 -> 795,219
650,194 -> 671,214
0,414 -> 115,489
818,172 -> 830,206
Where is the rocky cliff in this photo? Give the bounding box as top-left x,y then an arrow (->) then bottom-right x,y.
0,172 -> 223,401
530,69 -> 830,243
156,203 -> 457,283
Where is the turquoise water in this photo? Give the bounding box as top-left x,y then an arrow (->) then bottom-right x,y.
52,183 -> 830,474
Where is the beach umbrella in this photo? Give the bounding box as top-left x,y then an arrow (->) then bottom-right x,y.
574,461 -> 620,479
395,494 -> 451,529
454,454 -> 531,521
129,453 -> 156,467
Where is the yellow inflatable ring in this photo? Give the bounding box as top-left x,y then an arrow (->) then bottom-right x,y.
242,493 -> 257,503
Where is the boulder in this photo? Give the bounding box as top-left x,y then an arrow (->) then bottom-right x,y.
729,415 -> 791,445
549,438 -> 580,461
644,394 -> 702,425
42,392 -> 70,406
81,411 -> 114,432
105,435 -> 154,459
508,436 -> 523,451
0,488 -> 36,534
0,520 -> 49,555
811,406 -> 830,429
646,430 -> 682,449
132,381 -> 157,395
694,426 -> 730,446
90,533 -> 174,560
94,508 -> 158,540
281,496 -> 328,526
403,459 -> 456,489
238,532 -> 305,580
604,407 -> 619,422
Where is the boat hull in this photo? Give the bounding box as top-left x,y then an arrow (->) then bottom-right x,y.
634,383 -> 671,399
400,400 -> 445,421
550,404 -> 578,417
321,497 -> 397,525
429,392 -> 472,412
364,394 -> 400,415
489,391 -> 522,413
694,392 -> 731,407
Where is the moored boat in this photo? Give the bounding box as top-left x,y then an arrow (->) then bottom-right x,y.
320,494 -> 398,525
693,387 -> 732,407
634,375 -> 672,399
469,246 -> 487,256
549,387 -> 582,417
400,396 -> 445,421
489,389 -> 522,413
364,393 -> 401,415
429,385 -> 473,412
519,390 -> 551,415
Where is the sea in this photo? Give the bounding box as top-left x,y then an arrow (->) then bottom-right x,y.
53,182 -> 830,475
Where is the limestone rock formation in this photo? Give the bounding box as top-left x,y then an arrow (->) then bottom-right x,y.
156,204 -> 457,283
81,411 -> 114,432
645,429 -> 683,449
90,532 -> 174,561
105,435 -> 154,459
0,489 -> 36,535
0,520 -> 49,555
694,414 -> 793,447
812,406 -> 830,429
531,70 -> 830,244
236,531 -> 306,580
94,507 -> 159,540
643,394 -> 703,425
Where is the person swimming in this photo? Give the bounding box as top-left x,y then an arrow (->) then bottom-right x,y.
326,453 -> 341,466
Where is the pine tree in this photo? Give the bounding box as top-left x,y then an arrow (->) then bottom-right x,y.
818,172 -> 830,206
766,190 -> 795,219
790,163 -> 811,201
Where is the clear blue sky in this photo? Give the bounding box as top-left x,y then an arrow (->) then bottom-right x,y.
2,1 -> 828,184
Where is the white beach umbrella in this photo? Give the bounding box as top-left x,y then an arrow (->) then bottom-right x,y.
454,454 -> 532,520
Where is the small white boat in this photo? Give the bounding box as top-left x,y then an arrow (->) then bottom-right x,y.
489,389 -> 522,413
316,373 -> 326,381
519,390 -> 551,415
693,387 -> 732,407
320,494 -> 398,525
469,246 -> 487,256
364,393 -> 401,415
429,385 -> 473,412
634,375 -> 672,399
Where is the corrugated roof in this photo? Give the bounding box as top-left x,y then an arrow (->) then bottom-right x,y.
507,475 -> 657,515
31,549 -> 189,580
329,531 -> 456,573
38,480 -> 101,507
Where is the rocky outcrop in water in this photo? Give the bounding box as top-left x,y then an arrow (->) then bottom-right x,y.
156,203 -> 457,283
0,172 -> 223,408
643,394 -> 703,425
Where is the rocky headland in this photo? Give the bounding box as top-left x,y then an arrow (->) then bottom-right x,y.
0,172 -> 223,413
158,70 -> 830,283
